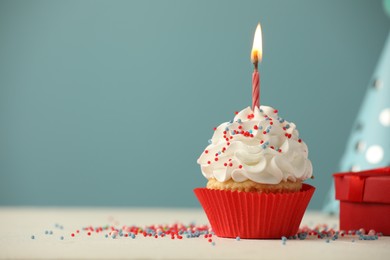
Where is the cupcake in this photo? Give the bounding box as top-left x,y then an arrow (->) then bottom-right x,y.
194,106 -> 315,239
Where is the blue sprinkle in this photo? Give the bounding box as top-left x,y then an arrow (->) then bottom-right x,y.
112,235 -> 117,239
266,129 -> 270,133
352,239 -> 355,242
281,236 -> 287,241
225,127 -> 229,131
231,131 -> 235,135
218,152 -> 221,155
265,141 -> 270,145
45,230 -> 48,235
120,233 -> 123,237
132,235 -> 136,239
60,236 -> 64,240
285,124 -> 290,129
105,234 -> 108,238
249,130 -> 252,134
211,242 -> 216,246
49,231 -> 53,235
260,109 -> 263,112
236,236 -> 240,241
237,119 -> 242,123
326,239 -> 330,243
31,235 -> 35,239
229,120 -> 233,124
186,234 -> 190,238
208,139 -> 212,144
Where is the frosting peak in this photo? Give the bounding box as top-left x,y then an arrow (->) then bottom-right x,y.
197,106 -> 313,185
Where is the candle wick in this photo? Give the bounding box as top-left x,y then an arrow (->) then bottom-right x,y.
253,60 -> 258,71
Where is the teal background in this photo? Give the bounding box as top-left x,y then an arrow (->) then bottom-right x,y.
1,0 -> 389,209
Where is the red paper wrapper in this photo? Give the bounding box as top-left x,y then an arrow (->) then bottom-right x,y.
194,184 -> 315,239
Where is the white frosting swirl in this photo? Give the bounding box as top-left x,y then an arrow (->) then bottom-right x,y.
197,106 -> 313,184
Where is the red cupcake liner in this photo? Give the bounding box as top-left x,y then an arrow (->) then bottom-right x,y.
194,184 -> 315,239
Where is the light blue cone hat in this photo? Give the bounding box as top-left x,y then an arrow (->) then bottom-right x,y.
323,1 -> 390,213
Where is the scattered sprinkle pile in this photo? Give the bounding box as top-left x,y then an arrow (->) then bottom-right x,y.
30,222 -> 382,246
281,224 -> 382,245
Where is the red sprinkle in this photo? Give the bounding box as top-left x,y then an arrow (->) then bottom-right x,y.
239,165 -> 243,169
205,150 -> 208,154
235,111 -> 239,115
213,127 -> 217,131
298,139 -> 302,143
254,125 -> 258,130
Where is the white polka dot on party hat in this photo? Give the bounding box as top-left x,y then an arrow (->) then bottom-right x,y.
350,165 -> 361,172
372,79 -> 383,89
355,141 -> 365,152
366,145 -> 384,164
379,108 -> 390,126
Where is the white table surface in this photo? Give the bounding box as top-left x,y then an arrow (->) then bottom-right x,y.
0,207 -> 389,260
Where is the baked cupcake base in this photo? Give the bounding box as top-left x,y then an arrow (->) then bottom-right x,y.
194,184 -> 315,239
207,178 -> 302,193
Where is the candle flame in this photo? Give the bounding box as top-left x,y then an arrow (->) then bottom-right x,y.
251,23 -> 263,63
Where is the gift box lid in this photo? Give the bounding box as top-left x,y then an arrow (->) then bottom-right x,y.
333,167 -> 390,204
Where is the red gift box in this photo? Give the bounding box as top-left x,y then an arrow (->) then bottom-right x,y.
334,167 -> 390,235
